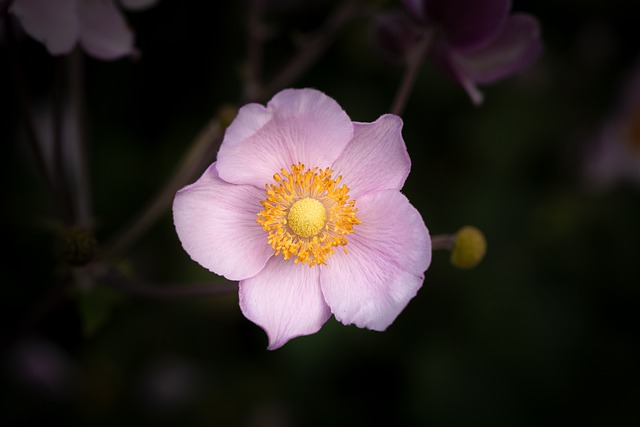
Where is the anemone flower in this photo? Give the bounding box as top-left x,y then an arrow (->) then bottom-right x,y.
10,0 -> 157,60
376,0 -> 542,105
173,88 -> 431,349
585,62 -> 640,190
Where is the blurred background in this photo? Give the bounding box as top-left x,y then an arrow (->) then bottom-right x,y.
1,0 -> 639,426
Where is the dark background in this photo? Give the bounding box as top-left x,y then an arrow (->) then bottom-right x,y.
1,1 -> 639,426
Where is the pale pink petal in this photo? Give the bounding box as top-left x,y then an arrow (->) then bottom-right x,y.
456,14 -> 543,84
239,257 -> 330,350
173,163 -> 273,281
217,88 -> 354,188
428,0 -> 511,52
332,114 -> 410,199
11,0 -> 79,55
78,0 -> 136,60
119,0 -> 159,11
371,12 -> 422,66
447,53 -> 486,105
431,41 -> 485,105
320,190 -> 431,330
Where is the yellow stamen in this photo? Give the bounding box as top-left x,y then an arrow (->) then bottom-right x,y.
257,163 -> 361,267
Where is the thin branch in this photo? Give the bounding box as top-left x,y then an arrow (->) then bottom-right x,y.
107,278 -> 238,299
68,49 -> 92,227
3,14 -> 72,223
390,29 -> 433,116
262,0 -> 361,99
106,119 -> 223,256
52,56 -> 75,223
431,233 -> 456,251
244,0 -> 268,102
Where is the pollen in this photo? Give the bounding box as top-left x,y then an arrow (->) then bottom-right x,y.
257,163 -> 361,267
288,198 -> 326,237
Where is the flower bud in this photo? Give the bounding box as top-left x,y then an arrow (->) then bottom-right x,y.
60,226 -> 98,267
450,226 -> 487,269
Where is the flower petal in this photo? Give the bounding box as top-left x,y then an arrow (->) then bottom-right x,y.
430,41 -> 485,105
11,0 -> 79,55
332,114 -> 410,199
173,163 -> 273,281
78,0 -> 136,60
217,88 -> 354,188
239,257 -> 330,350
455,13 -> 543,84
320,191 -> 431,331
426,0 -> 511,51
371,12 -> 422,66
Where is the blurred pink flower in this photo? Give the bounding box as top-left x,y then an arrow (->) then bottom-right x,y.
173,88 -> 431,349
585,62 -> 640,189
374,0 -> 542,104
10,0 -> 158,60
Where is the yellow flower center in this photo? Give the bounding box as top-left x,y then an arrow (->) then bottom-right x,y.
257,163 -> 361,267
287,197 -> 327,237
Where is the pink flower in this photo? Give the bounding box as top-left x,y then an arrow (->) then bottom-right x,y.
374,0 -> 542,105
585,62 -> 640,189
173,88 -> 431,349
10,0 -> 158,60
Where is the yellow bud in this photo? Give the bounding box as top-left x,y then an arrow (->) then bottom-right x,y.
450,226 -> 487,269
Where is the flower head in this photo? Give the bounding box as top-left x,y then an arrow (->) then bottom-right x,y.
173,88 -> 431,349
584,61 -> 640,190
374,0 -> 542,104
10,0 -> 158,60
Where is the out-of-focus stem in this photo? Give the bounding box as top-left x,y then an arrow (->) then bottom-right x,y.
262,0 -> 361,100
390,29 -> 433,116
106,119 -> 223,256
4,14 -> 72,223
68,49 -> 92,227
431,233 -> 456,251
244,0 -> 267,102
108,279 -> 238,298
